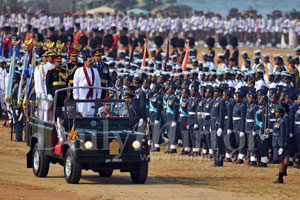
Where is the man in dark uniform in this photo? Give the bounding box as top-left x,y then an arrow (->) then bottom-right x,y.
149,83 -> 163,152
200,86 -> 214,158
293,94 -> 300,169
65,49 -> 83,99
92,49 -> 110,99
99,102 -> 117,117
165,82 -> 179,154
124,93 -> 138,130
210,86 -> 225,166
188,85 -> 200,156
273,106 -> 289,184
134,79 -> 147,132
256,95 -> 270,167
46,56 -> 68,119
232,91 -> 247,164
269,93 -> 279,163
223,90 -> 234,162
179,88 -> 190,155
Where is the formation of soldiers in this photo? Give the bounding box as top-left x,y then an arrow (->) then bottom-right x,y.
2,9 -> 300,184
1,9 -> 300,49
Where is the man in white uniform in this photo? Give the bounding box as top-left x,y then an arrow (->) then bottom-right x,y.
73,55 -> 102,117
34,51 -> 55,120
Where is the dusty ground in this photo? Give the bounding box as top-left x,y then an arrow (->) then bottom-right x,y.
0,120 -> 300,200
0,46 -> 299,200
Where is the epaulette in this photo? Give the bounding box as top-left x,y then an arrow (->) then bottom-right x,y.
48,67 -> 55,71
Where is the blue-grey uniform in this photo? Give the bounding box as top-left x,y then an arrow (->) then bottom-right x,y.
245,101 -> 258,162
166,91 -> 179,151
202,96 -> 214,155
144,87 -> 151,122
223,93 -> 234,160
269,102 -> 278,162
293,103 -> 300,168
210,89 -> 225,166
196,96 -> 206,154
188,94 -> 200,153
255,103 -> 269,165
232,94 -> 247,162
273,117 -> 288,159
149,89 -> 163,149
179,94 -> 190,154
287,100 -> 297,163
134,87 -> 146,132
162,91 -> 170,136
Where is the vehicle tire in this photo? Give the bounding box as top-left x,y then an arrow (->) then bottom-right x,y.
130,162 -> 148,184
98,169 -> 113,177
32,143 -> 50,177
64,149 -> 82,184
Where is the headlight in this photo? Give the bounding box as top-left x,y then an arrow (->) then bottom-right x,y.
84,141 -> 93,149
132,140 -> 141,149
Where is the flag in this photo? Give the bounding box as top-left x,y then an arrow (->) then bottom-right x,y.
181,39 -> 190,71
163,39 -> 169,71
8,35 -> 14,59
0,32 -> 3,56
67,124 -> 77,143
15,33 -> 21,58
141,39 -> 147,67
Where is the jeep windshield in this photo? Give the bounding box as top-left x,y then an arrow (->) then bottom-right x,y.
64,99 -> 129,119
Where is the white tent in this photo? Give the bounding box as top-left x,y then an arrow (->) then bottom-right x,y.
86,6 -> 115,14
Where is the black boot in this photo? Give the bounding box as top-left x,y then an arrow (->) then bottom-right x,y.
273,173 -> 284,184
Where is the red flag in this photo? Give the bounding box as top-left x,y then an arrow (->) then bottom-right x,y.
163,39 -> 169,71
181,40 -> 189,71
141,39 -> 147,67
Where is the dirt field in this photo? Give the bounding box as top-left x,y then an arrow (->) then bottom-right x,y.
0,46 -> 299,200
0,121 -> 300,200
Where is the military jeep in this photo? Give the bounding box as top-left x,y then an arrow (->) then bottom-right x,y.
26,87 -> 150,184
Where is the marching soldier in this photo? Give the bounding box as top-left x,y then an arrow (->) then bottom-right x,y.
188,85 -> 200,156
179,88 -> 190,155
134,79 -> 147,132
149,83 -> 163,152
165,82 -> 179,154
223,90 -> 234,162
232,91 -> 247,164
273,106 -> 289,184
210,86 -> 225,166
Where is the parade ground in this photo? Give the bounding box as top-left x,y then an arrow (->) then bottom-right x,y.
0,117 -> 300,200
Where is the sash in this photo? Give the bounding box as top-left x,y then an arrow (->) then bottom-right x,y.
83,66 -> 95,99
255,109 -> 263,136
149,98 -> 157,113
179,97 -> 188,117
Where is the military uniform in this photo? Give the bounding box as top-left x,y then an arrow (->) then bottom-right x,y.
46,57 -> 68,119
232,93 -> 247,163
149,85 -> 163,151
179,89 -> 190,155
210,87 -> 225,166
188,88 -> 200,155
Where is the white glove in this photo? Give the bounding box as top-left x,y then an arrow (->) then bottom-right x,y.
187,125 -> 190,129
240,132 -> 245,137
227,129 -> 232,135
47,94 -> 53,101
289,133 -> 293,138
138,118 -> 144,127
252,132 -> 256,136
194,124 -> 198,129
171,121 -> 176,127
147,117 -> 150,123
154,120 -> 159,125
278,148 -> 283,156
217,128 -> 222,136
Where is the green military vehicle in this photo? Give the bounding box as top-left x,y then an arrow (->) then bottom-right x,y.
26,87 -> 149,184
